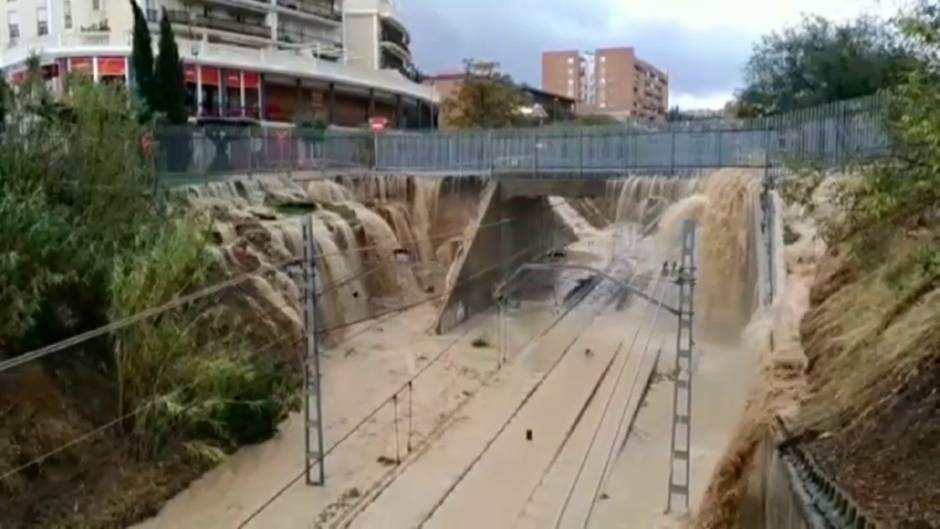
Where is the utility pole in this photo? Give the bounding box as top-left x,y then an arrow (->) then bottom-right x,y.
302,215 -> 326,486
666,219 -> 696,513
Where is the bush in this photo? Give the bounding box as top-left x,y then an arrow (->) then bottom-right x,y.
112,214 -> 297,456
0,72 -> 154,357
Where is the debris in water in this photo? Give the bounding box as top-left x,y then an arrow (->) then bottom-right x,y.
376,456 -> 398,466
471,335 -> 491,348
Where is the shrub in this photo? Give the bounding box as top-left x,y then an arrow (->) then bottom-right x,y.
112,214 -> 298,456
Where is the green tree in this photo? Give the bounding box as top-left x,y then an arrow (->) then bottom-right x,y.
736,15 -> 915,116
129,0 -> 156,118
443,59 -> 528,129
155,8 -> 188,124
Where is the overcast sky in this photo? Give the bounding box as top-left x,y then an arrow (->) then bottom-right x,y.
397,0 -> 906,109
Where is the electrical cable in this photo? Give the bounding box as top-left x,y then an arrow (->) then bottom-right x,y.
0,331 -> 304,483
0,215 -> 525,373
414,263 -> 624,528
234,230 -> 567,528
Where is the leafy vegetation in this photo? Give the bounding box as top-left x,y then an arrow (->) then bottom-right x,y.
798,0 -> 940,431
155,7 -> 188,124
129,2 -> 187,124
129,0 -> 156,119
735,15 -> 915,116
443,59 -> 529,129
1,61 -> 298,527
0,69 -> 155,355
111,215 -> 297,457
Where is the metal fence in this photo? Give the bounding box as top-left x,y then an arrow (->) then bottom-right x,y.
155,94 -> 890,183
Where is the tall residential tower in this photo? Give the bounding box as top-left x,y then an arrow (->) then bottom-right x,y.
542,47 -> 668,122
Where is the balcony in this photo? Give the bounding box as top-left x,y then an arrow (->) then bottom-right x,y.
381,25 -> 409,51
381,49 -> 420,82
276,28 -> 342,59
165,9 -> 270,39
276,0 -> 341,22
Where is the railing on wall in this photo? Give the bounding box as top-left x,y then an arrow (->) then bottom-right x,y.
154,94 -> 890,185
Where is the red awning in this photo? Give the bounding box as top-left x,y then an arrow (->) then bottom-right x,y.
184,63 -> 197,84
243,71 -> 260,89
223,69 -> 240,87
70,57 -> 93,75
201,66 -> 220,86
98,56 -> 125,77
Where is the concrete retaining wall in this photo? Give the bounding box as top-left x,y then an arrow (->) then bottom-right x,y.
434,178 -> 577,333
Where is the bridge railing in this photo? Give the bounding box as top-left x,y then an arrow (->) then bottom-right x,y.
374,94 -> 889,174
154,94 -> 891,184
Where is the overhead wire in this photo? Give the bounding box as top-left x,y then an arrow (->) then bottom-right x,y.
235,228 -> 571,528
0,329 -> 304,483
0,215 -> 522,373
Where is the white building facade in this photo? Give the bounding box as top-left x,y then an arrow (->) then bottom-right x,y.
0,0 -> 437,127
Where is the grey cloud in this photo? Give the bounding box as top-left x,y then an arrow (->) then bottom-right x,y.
397,0 -> 755,102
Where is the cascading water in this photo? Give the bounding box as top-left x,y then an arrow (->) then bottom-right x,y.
606,175 -> 699,226
307,180 -> 354,203
654,169 -> 763,335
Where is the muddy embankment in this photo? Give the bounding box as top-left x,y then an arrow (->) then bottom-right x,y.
694,172 -> 940,529
0,173 -> 492,529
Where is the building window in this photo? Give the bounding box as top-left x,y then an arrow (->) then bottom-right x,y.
145,0 -> 158,21
64,0 -> 73,28
567,57 -> 574,64
92,0 -> 100,11
36,6 -> 48,36
600,56 -> 606,63
7,10 -> 18,42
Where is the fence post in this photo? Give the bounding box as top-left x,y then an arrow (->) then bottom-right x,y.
670,130 -> 677,176
716,130 -> 723,169
622,127 -> 628,177
578,129 -> 584,178
534,132 -> 540,177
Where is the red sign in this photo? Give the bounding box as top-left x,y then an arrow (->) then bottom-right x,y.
98,56 -> 126,77
370,116 -> 389,132
243,72 -> 260,89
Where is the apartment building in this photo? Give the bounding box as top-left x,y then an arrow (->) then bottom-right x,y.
542,47 -> 668,122
0,0 -> 437,128
343,0 -> 416,80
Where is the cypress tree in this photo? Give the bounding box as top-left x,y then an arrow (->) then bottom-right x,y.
155,8 -> 188,124
128,0 -> 156,117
